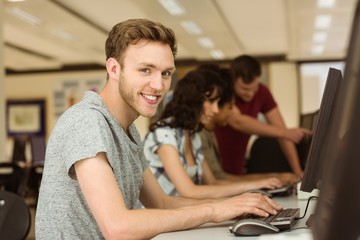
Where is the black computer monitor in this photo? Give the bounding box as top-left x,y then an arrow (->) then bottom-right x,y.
312,1 -> 360,239
300,67 -> 343,193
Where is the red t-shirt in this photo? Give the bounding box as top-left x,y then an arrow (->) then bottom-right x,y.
214,83 -> 277,175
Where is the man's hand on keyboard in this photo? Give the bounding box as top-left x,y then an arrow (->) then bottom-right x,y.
210,192 -> 283,223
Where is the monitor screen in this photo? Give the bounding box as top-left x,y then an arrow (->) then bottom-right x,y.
312,1 -> 360,239
300,67 -> 343,193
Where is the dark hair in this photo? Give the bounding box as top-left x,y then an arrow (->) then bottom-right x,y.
150,69 -> 223,133
218,67 -> 235,107
197,63 -> 234,108
230,55 -> 261,84
105,19 -> 177,65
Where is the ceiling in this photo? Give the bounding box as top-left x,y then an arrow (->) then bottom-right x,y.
2,0 -> 359,73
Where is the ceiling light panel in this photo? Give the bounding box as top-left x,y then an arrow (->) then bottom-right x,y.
158,0 -> 186,16
52,29 -> 78,42
181,21 -> 202,35
210,49 -> 224,60
315,15 -> 332,29
313,31 -> 328,43
311,45 -> 325,55
197,37 -> 215,49
317,0 -> 336,8
7,7 -> 44,26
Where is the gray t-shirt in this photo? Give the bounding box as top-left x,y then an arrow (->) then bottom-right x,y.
35,91 -> 147,239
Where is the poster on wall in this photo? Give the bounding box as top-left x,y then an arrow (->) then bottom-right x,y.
53,78 -> 104,120
53,80 -> 79,118
6,99 -> 46,136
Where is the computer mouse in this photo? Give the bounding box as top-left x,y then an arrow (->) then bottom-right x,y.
229,218 -> 280,236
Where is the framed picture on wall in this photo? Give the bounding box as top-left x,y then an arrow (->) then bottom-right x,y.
6,99 -> 46,136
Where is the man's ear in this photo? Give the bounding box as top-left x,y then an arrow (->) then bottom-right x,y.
106,58 -> 120,80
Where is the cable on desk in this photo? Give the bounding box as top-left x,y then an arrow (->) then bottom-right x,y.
295,196 -> 318,220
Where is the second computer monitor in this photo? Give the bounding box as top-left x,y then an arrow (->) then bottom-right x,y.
300,67 -> 343,193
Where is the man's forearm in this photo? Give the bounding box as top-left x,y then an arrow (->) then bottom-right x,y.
229,114 -> 285,138
164,195 -> 219,209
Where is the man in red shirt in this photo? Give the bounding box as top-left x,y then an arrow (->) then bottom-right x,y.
215,55 -> 311,178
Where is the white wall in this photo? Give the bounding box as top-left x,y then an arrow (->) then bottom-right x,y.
300,76 -> 321,113
5,70 -> 150,160
299,62 -> 345,113
268,62 -> 299,128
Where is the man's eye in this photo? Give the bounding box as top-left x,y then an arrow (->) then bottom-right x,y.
162,71 -> 172,78
141,68 -> 151,74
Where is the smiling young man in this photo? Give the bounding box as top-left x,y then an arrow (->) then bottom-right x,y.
35,20 -> 281,239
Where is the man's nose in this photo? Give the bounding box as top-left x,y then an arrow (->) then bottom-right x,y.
150,74 -> 164,90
